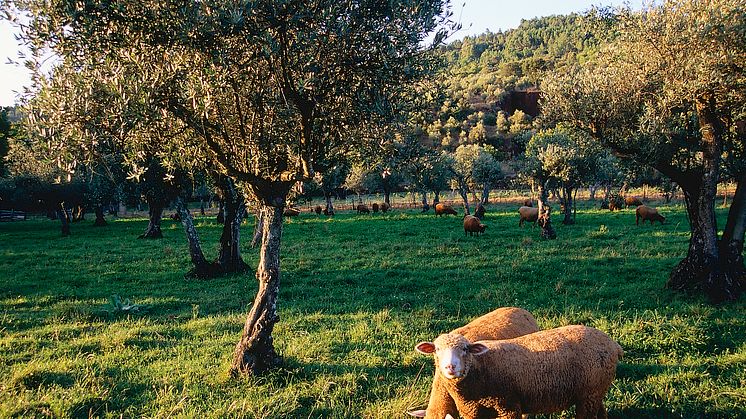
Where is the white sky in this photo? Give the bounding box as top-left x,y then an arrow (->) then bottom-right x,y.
0,0 -> 643,107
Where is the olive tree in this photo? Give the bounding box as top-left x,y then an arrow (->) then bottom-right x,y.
542,0 -> 746,301
11,0 -> 457,374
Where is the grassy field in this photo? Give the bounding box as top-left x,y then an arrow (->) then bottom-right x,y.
1,201 -> 744,418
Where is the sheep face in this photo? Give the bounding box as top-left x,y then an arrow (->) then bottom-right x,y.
416,333 -> 489,380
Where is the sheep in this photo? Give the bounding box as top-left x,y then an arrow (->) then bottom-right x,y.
381,202 -> 390,213
356,204 -> 370,214
283,207 -> 301,217
474,203 -> 486,220
372,203 -> 380,213
522,198 -> 533,207
463,215 -> 487,236
415,325 -> 623,419
518,206 -> 538,227
314,205 -> 322,215
408,308 -> 540,419
625,196 -> 643,207
608,195 -> 624,211
323,207 -> 334,216
636,205 -> 665,225
435,203 -> 458,216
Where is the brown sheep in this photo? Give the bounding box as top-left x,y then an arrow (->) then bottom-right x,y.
314,205 -> 322,215
435,203 -> 457,216
372,203 -> 380,213
356,204 -> 370,214
463,215 -> 487,236
283,207 -> 301,217
522,198 -> 533,207
408,308 -> 540,419
416,325 -> 623,419
636,205 -> 665,225
381,202 -> 390,212
323,207 -> 334,216
625,196 -> 643,207
518,206 -> 539,227
474,203 -> 486,220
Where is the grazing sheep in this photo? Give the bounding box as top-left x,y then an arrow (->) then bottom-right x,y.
435,203 -> 458,216
408,308 -> 540,419
381,202 -> 390,213
636,205 -> 665,225
463,215 -> 487,236
474,203 -> 486,220
518,206 -> 539,227
283,207 -> 301,217
356,204 -> 370,214
416,325 -> 623,419
323,207 -> 334,216
625,196 -> 643,207
372,203 -> 380,213
314,205 -> 322,215
608,195 -> 624,211
522,199 -> 533,207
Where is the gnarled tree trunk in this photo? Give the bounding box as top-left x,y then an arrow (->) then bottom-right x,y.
139,197 -> 164,239
537,180 -> 556,240
421,191 -> 430,212
93,205 -> 107,227
231,204 -> 284,376
433,190 -> 440,205
56,203 -> 71,236
251,210 -> 264,248
667,97 -> 742,302
215,178 -> 249,273
176,197 -> 213,279
562,184 -> 575,225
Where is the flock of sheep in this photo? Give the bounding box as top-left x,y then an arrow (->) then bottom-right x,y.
281,198 -> 664,416
408,307 -> 623,419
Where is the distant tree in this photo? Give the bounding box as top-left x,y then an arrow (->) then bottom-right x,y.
472,145 -> 503,204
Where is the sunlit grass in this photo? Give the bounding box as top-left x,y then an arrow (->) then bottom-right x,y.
0,201 -> 744,418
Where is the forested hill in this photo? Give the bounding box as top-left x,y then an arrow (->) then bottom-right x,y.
424,13 -> 604,154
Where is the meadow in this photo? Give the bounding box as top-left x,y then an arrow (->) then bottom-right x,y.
0,200 -> 744,418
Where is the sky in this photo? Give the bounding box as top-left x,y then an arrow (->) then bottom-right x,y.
0,0 -> 643,107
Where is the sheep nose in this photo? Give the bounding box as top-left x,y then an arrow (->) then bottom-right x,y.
444,364 -> 455,374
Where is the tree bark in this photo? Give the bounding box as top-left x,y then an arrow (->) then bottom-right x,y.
421,191 -> 430,212
667,96 -> 741,302
537,180 -> 556,240
231,204 -> 284,376
57,204 -> 71,236
216,178 -> 249,273
323,193 -> 335,216
562,184 -> 575,225
93,205 -> 107,227
251,210 -> 264,248
176,197 -> 213,279
481,184 -> 490,205
139,198 -> 164,239
433,190 -> 440,205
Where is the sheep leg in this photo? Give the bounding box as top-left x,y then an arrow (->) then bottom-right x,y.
575,399 -> 604,419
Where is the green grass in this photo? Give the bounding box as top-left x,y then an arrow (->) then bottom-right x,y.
1,202 -> 744,418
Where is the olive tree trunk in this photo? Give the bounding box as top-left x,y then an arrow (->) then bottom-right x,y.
93,205 -> 107,227
561,184 -> 575,225
139,197 -> 164,239
421,191 -> 430,212
175,197 -> 213,279
216,178 -> 249,273
667,97 -> 742,301
231,204 -> 284,376
56,204 -> 71,236
251,210 -> 264,248
537,180 -> 556,240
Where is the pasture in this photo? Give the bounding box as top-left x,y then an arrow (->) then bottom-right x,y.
1,202 -> 744,418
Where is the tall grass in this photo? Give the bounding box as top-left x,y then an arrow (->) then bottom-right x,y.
0,201 -> 744,418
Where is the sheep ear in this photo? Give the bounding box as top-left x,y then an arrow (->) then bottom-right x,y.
407,409 -> 426,417
468,342 -> 490,355
415,342 -> 436,354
